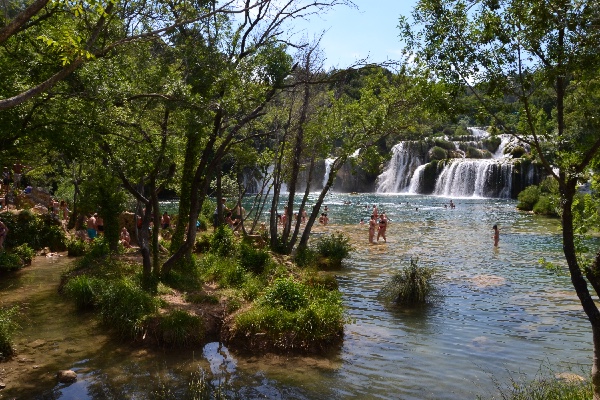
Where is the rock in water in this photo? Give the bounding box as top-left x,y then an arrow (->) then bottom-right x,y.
57,370 -> 77,383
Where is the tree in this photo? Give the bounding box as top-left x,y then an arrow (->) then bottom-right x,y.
401,0 -> 600,396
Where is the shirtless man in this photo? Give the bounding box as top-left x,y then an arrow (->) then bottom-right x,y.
492,225 -> 500,247
87,214 -> 97,240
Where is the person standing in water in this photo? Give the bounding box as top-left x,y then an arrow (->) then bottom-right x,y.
368,214 -> 377,244
492,225 -> 500,247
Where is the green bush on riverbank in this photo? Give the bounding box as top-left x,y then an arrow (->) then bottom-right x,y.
0,210 -> 66,251
61,226 -> 348,353
0,306 -> 19,360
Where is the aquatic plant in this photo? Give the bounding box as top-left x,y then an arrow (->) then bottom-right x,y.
315,232 -> 353,267
0,306 -> 19,359
379,258 -> 437,306
484,367 -> 592,400
66,238 -> 89,257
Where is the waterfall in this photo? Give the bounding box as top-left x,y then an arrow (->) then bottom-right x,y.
323,158 -> 336,188
376,142 -> 423,193
433,159 -> 513,198
377,127 -> 541,199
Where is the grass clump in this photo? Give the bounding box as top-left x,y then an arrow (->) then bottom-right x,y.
0,306 -> 19,360
67,239 -> 89,257
157,310 -> 205,347
96,277 -> 161,338
379,258 -> 437,306
230,277 -> 345,351
239,242 -> 271,275
485,367 -> 591,400
315,232 -> 353,268
63,275 -> 105,310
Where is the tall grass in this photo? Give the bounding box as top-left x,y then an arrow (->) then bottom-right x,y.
0,306 -> 20,359
378,258 -> 437,306
158,310 -> 205,347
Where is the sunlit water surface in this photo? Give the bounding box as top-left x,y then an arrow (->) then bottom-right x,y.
0,194 -> 595,399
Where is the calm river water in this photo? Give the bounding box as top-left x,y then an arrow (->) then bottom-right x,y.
0,193 -> 594,399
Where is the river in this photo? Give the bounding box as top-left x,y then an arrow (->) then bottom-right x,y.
0,193 -> 594,399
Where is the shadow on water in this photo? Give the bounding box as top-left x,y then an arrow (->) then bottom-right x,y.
0,194 -> 596,399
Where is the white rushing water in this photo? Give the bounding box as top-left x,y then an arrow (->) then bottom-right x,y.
377,129 -> 527,198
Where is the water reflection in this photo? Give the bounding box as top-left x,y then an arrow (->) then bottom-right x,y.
0,194 -> 596,399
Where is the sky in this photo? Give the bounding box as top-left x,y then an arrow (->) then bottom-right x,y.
288,0 -> 419,69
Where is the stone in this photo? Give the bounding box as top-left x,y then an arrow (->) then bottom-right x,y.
57,370 -> 77,383
29,339 -> 46,348
0,382 -> 5,389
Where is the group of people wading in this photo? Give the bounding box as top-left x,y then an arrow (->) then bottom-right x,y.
367,204 -> 387,244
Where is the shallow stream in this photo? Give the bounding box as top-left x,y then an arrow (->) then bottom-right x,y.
0,194 -> 594,399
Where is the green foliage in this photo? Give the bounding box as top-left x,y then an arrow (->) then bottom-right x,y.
199,253 -> 246,288
429,146 -> 447,161
486,369 -> 591,400
294,246 -> 318,268
517,185 -> 541,211
67,239 -> 89,257
466,146 -> 491,159
510,146 -> 527,158
0,306 -> 20,360
261,278 -> 308,312
96,278 -> 160,338
433,138 -> 455,151
209,226 -> 237,257
239,242 -> 271,275
482,136 -> 501,153
0,251 -> 23,272
517,178 -> 559,216
1,211 -> 67,251
302,271 -> 339,291
379,259 -> 437,306
63,275 -> 105,310
234,284 -> 344,348
11,244 -> 34,266
195,234 -> 211,253
315,232 -> 353,261
157,310 -> 205,347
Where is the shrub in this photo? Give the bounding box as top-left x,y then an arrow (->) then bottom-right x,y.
533,195 -> 558,216
67,239 -> 88,257
1,210 -> 67,250
233,284 -> 344,350
0,306 -> 19,359
0,251 -> 23,272
11,244 -> 34,265
316,232 -> 353,261
433,138 -> 455,151
209,225 -> 237,257
511,146 -> 527,158
96,278 -> 160,338
294,246 -> 318,268
195,234 -> 211,253
482,136 -> 502,153
428,146 -> 447,161
199,253 -> 246,288
239,243 -> 270,275
261,278 -> 308,312
63,275 -> 104,310
157,310 -> 205,347
379,258 -> 437,306
302,271 -> 339,291
517,185 -> 541,211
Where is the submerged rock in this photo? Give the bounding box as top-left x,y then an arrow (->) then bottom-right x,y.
57,370 -> 77,383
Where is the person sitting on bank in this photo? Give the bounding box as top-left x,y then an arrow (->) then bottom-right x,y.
120,227 -> 131,248
161,212 -> 171,229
